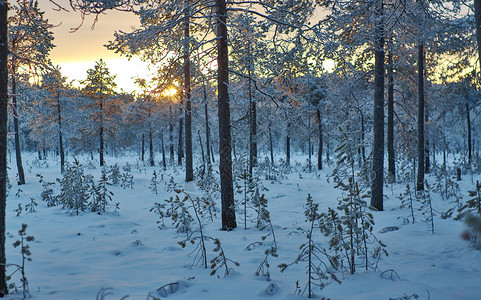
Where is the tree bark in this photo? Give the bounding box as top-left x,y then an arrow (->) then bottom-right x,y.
161,132 -> 166,170
248,48 -> 257,176
269,124 -> 274,165
316,109 -> 323,170
216,0 -> 236,230
425,109 -> 430,174
178,105 -> 183,166
387,47 -> 395,182
169,122 -> 174,163
0,1 -> 8,294
416,42 -> 425,191
286,123 -> 291,166
184,1 -> 193,181
11,68 -> 25,185
466,101 -> 472,165
99,96 -> 104,167
56,90 -> 65,172
474,0 -> 481,72
203,81 -> 211,166
371,0 -> 385,211
141,133 -> 145,162
149,127 -> 154,166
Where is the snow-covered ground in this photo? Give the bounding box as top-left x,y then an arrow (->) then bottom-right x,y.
4,153 -> 481,299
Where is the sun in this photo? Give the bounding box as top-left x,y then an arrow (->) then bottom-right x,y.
162,86 -> 178,97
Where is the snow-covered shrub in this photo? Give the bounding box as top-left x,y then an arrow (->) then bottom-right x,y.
456,181 -> 481,247
7,223 -> 34,299
89,170 -> 113,213
25,198 -> 37,213
120,171 -> 134,189
417,182 -> 435,234
279,194 -> 341,298
210,238 -> 239,278
107,163 -> 121,185
150,170 -> 159,195
398,184 -> 416,224
36,174 -> 56,207
56,159 -> 93,215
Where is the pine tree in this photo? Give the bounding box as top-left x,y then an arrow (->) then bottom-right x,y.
81,59 -> 117,167
8,0 -> 55,185
0,1 -> 8,295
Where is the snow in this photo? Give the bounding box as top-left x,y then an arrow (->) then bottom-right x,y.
4,153 -> 481,299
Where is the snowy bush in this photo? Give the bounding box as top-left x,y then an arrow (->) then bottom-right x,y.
36,174 -> 56,207
56,159 -> 93,215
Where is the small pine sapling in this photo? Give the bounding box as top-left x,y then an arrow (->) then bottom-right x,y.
56,159 -> 93,215
417,182 -> 435,234
279,194 -> 341,298
456,181 -> 481,246
166,192 -> 193,236
25,197 -> 37,213
37,174 -> 56,206
14,204 -> 22,217
195,167 -> 221,223
150,202 -> 167,230
89,171 -> 114,213
108,163 -> 121,185
210,238 -> 240,278
176,190 -> 212,269
7,224 -> 34,300
236,170 -> 255,230
120,171 -> 134,189
150,171 -> 159,195
398,184 -> 415,224
255,197 -> 278,281
166,176 -> 177,193
253,192 -> 269,229
456,180 -> 481,220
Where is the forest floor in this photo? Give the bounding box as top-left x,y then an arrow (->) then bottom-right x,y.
3,153 -> 481,299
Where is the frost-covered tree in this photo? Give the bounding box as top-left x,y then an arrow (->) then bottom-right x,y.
0,1 -> 7,296
8,0 -> 54,184
81,59 -> 117,167
40,66 -> 67,171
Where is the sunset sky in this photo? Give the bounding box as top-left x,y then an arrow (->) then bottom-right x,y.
39,0 -> 151,93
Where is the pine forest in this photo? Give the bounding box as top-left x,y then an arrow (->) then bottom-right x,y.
0,0 -> 481,299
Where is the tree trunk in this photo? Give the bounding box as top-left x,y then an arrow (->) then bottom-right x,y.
286,122 -> 291,166
248,50 -> 257,176
371,0 -> 385,211
307,77 -> 312,172
466,101 -> 472,165
269,124 -> 274,165
317,109 -> 323,170
141,133 -> 145,162
198,130 -> 205,164
425,110 -> 430,174
149,127 -> 154,166
100,97 -> 104,167
474,0 -> 481,72
161,132 -> 166,170
416,42 -> 425,191
178,107 -> 184,166
169,122 -> 174,163
326,133 -> 330,163
184,1 -> 193,181
387,47 -> 395,182
11,68 -> 25,185
0,1 -> 8,294
203,82 -> 211,166
216,0 -> 236,230
56,91 -> 65,172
